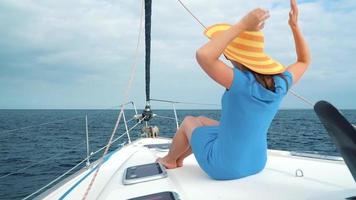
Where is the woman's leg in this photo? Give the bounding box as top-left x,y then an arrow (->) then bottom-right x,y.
176,116 -> 219,167
176,147 -> 192,167
156,116 -> 204,169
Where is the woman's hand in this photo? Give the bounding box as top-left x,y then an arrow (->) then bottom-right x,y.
288,0 -> 299,28
239,8 -> 270,31
286,0 -> 311,84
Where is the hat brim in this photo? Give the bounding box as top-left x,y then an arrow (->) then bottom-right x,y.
204,24 -> 285,75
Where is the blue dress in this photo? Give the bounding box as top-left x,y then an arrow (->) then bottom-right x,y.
191,67 -> 293,180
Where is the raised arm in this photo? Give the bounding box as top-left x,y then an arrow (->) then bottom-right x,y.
286,0 -> 311,84
196,9 -> 270,89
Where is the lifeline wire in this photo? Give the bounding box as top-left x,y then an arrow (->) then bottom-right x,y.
0,142 -> 85,179
22,119 -> 143,200
175,0 -> 315,107
0,115 -> 83,136
22,157 -> 88,200
81,0 -> 145,199
1,101 -> 135,138
150,98 -> 220,106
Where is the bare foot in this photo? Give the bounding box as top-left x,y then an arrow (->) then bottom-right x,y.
156,157 -> 177,169
176,159 -> 183,168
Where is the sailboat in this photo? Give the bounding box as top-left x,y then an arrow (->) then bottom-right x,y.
24,0 -> 356,199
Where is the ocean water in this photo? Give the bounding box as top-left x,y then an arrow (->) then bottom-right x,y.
0,109 -> 356,200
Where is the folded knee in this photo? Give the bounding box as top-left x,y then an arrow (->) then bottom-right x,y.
197,115 -> 206,121
181,116 -> 201,131
182,115 -> 195,123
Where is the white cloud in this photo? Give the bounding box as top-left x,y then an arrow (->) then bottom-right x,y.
0,0 -> 355,109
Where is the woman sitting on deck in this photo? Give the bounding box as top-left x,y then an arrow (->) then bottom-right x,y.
157,0 -> 311,180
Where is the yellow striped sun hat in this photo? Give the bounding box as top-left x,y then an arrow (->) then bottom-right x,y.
204,23 -> 285,75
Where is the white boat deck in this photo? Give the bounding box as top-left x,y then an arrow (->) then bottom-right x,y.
38,137 -> 356,200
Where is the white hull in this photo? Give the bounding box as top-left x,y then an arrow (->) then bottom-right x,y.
36,137 -> 356,200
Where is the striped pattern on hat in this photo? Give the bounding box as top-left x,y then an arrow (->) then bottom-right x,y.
204,23 -> 285,75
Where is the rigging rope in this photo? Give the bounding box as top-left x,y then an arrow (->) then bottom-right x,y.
81,0 -> 145,198
175,0 -> 315,107
23,157 -> 88,200
21,2 -> 317,199
154,114 -> 177,120
1,113 -> 137,180
89,119 -> 143,158
150,98 -> 220,106
289,89 -> 314,107
0,101 -> 135,138
177,0 -> 207,30
22,119 -> 142,200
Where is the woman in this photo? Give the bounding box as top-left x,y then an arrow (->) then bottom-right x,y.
156,0 -> 310,180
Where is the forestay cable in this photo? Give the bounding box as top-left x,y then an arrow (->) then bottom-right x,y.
175,0 -> 315,107
177,0 -> 207,30
81,0 -> 145,199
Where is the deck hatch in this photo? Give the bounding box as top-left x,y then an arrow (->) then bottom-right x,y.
123,162 -> 167,185
144,143 -> 171,150
128,191 -> 180,200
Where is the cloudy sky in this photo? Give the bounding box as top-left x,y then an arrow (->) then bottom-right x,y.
0,0 -> 355,109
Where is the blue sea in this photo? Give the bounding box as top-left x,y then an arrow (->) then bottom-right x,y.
1,109 -> 355,200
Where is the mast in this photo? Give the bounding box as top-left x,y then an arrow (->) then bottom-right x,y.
142,0 -> 153,122
145,0 -> 151,103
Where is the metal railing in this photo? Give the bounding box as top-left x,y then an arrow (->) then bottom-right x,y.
0,101 -> 141,200
20,101 -> 141,200
150,98 -> 220,130
3,98 -> 344,199
2,99 -> 218,199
